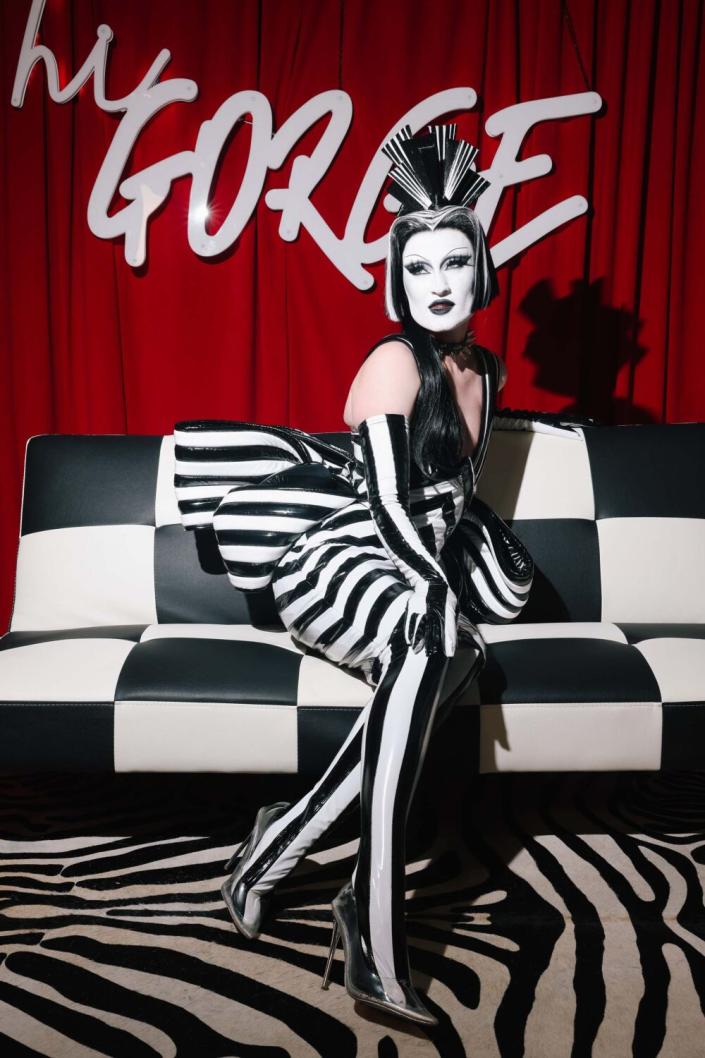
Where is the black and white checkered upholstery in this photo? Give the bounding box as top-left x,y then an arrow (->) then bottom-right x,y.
1,421 -> 703,774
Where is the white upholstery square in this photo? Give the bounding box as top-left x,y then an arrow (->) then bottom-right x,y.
598,517 -> 705,622
113,700 -> 298,772
479,700 -> 663,773
479,430 -> 595,520
479,621 -> 629,645
139,623 -> 303,654
154,435 -> 182,527
634,637 -> 705,702
0,639 -> 135,701
297,654 -> 371,707
297,647 -> 483,709
10,525 -> 158,631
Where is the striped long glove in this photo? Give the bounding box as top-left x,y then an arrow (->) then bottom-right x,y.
357,413 -> 458,658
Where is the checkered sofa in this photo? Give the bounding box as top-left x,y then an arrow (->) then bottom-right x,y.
1,421 -> 703,774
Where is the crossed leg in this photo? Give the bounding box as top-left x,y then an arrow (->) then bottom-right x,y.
232,611 -> 485,978
350,628 -> 449,985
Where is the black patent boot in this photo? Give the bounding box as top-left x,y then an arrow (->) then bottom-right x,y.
321,881 -> 437,1027
221,801 -> 291,940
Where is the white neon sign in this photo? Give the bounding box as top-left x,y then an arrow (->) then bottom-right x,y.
11,0 -> 602,289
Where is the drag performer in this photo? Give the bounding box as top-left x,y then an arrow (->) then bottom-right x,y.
219,125 -> 505,1026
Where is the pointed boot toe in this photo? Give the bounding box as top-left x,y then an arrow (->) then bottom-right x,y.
323,882 -> 438,1027
221,801 -> 291,940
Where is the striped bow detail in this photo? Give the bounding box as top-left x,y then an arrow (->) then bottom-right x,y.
441,496 -> 534,624
174,420 -> 356,592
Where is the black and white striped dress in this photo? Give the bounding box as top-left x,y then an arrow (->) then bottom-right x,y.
271,340 -> 499,685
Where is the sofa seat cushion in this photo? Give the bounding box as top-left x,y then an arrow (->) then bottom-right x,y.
478,621 -> 705,772
1,622 -> 704,774
0,624 -> 146,770
0,623 -> 373,773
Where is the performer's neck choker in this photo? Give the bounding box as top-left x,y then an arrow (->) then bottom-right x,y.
433,329 -> 476,362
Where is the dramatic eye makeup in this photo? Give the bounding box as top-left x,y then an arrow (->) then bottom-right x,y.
444,254 -> 473,268
403,251 -> 474,276
404,260 -> 429,275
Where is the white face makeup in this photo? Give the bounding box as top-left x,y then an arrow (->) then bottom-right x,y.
401,228 -> 475,334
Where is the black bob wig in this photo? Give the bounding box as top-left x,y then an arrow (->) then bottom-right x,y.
379,204 -> 500,480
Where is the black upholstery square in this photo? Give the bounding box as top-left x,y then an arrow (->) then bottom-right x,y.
154,524 -> 282,625
115,637 -> 302,705
0,625 -> 148,651
22,435 -> 162,533
508,519 -> 602,622
481,636 -> 662,704
323,431 -> 353,456
0,703 -> 114,771
297,706 -> 361,775
616,623 -> 705,644
586,423 -> 705,519
662,700 -> 705,769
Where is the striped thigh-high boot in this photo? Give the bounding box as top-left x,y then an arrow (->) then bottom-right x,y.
346,625 -> 450,1001
226,615 -> 480,942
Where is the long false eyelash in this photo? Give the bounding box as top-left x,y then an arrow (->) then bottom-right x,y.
403,255 -> 473,275
404,261 -> 428,275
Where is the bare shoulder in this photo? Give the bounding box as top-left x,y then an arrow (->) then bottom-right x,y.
343,339 -> 421,429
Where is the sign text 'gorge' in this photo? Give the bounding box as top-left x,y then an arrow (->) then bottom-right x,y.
12,0 -> 602,288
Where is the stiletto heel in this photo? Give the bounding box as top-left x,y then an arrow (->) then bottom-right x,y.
321,921 -> 341,989
325,881 -> 438,1027
221,801 -> 291,940
224,839 -> 248,873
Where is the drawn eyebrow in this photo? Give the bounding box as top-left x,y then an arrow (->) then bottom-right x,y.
403,248 -> 474,265
443,248 -> 474,261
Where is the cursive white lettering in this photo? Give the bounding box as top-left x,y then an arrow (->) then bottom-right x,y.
11,0 -> 602,287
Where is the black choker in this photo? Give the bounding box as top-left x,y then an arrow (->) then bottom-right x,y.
433,329 -> 476,359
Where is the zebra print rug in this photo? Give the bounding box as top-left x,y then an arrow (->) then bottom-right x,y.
1,750 -> 704,1056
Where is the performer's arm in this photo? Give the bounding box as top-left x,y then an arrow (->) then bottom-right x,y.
357,412 -> 457,656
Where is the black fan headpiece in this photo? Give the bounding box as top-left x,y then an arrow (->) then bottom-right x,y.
382,123 -> 490,214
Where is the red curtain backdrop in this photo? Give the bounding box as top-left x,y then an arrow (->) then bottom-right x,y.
1,0 -> 704,631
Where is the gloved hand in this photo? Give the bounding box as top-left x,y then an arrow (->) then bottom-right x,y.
404,578 -> 458,658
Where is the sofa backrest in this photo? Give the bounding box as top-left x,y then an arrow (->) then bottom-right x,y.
8,434 -> 276,632
484,420 -> 705,624
6,422 -> 705,633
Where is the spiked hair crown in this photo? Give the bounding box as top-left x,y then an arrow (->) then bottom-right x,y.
381,123 -> 491,214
